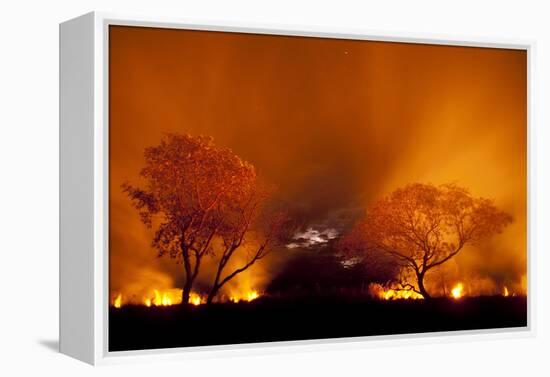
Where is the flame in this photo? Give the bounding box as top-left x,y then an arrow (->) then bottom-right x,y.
451,283 -> 464,299
153,289 -> 174,306
140,289 -> 205,306
230,290 -> 260,303
503,286 -> 509,297
247,290 -> 259,301
113,293 -> 122,308
383,289 -> 423,300
189,293 -> 203,306
368,283 -> 424,300
141,289 -> 179,307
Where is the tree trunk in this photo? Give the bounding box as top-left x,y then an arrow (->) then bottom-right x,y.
417,271 -> 431,300
181,249 -> 193,305
207,254 -> 227,305
206,285 -> 220,305
182,279 -> 192,305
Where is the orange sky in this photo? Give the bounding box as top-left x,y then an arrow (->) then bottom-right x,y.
109,25 -> 526,297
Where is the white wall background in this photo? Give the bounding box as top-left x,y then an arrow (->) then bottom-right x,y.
0,0 -> 548,375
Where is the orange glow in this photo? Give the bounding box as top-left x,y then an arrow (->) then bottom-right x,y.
368,283 -> 424,300
138,289 -> 206,306
521,275 -> 528,295
383,289 -> 424,301
230,290 -> 260,303
108,26 -> 527,304
112,288 -> 262,307
451,283 -> 464,299
189,293 -> 203,306
152,289 -> 174,306
247,291 -> 259,301
113,293 -> 122,308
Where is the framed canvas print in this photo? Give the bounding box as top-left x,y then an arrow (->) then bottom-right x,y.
60,12 -> 533,365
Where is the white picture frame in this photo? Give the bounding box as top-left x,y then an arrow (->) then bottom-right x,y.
59,11 -> 535,365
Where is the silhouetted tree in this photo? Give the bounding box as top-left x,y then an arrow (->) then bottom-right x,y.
338,183 -> 512,299
123,134 -> 258,305
206,203 -> 294,304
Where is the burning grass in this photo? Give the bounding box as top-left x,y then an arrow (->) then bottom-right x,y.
111,288 -> 261,308
110,276 -> 526,309
363,281 -> 523,302
451,283 -> 464,299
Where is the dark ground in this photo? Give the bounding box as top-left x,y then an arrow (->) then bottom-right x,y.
109,296 -> 527,351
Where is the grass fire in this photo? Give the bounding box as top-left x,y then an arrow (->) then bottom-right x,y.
108,26 -> 527,352
108,133 -> 527,351
111,288 -> 262,308
108,133 -> 527,350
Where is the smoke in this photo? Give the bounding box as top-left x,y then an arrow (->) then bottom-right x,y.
109,26 -> 527,301
110,192 -> 290,304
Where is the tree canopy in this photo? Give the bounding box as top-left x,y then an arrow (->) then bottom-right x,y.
123,134 -> 292,304
338,183 -> 513,299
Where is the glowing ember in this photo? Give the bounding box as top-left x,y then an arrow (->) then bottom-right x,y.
113,293 -> 122,308
230,290 -> 260,303
451,283 -> 464,299
503,286 -> 510,297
